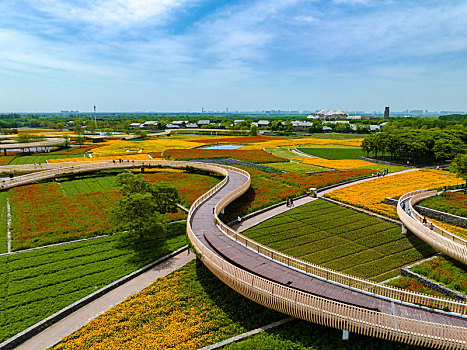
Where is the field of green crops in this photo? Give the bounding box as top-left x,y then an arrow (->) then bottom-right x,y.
0,222 -> 186,343
264,161 -> 329,173
265,148 -> 301,159
9,154 -> 82,165
297,147 -> 365,160
242,200 -> 436,282
60,173 -> 118,195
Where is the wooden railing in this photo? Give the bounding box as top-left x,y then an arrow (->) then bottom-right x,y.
398,190 -> 467,265
186,168 -> 466,349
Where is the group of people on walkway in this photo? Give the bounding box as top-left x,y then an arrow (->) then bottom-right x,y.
401,201 -> 434,230
372,168 -> 389,177
286,198 -> 294,207
112,159 -> 134,163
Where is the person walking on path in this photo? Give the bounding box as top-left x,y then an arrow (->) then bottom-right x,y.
422,217 -> 427,227
290,198 -> 294,207
286,198 -> 290,207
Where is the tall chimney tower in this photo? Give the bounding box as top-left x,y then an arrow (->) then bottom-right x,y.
384,107 -> 390,120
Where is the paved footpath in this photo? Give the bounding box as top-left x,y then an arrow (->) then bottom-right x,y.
16,250 -> 195,350
232,196 -> 316,232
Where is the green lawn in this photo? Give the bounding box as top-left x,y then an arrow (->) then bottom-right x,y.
0,192 -> 7,254
243,200 -> 436,282
9,154 -> 83,165
264,162 -> 329,173
0,222 -> 186,343
297,147 -> 365,160
60,174 -> 118,195
265,148 -> 302,160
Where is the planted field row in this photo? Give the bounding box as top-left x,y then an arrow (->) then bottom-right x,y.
0,222 -> 186,343
242,200 -> 436,282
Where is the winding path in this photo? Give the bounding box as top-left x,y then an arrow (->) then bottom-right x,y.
1,161 -> 466,349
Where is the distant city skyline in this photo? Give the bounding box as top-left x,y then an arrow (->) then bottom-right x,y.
1,0 -> 467,113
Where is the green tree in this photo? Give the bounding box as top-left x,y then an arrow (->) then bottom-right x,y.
74,123 -> 83,135
450,154 -> 467,187
433,136 -> 465,161
111,171 -> 180,251
75,136 -> 86,148
249,125 -> 258,136
62,135 -> 71,150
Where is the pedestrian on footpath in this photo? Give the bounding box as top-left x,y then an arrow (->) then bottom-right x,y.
422,217 -> 427,227
290,198 -> 294,207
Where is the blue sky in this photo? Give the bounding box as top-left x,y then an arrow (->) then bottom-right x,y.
1,0 -> 467,113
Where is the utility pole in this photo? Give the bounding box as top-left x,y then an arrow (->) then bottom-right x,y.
93,105 -> 97,129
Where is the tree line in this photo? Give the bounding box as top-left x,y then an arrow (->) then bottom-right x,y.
361,128 -> 467,165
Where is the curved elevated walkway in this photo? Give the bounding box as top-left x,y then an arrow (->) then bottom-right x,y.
187,167 -> 466,349
398,190 -> 467,265
0,161 -> 466,349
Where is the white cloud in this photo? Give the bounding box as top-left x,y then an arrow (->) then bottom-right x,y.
33,0 -> 194,27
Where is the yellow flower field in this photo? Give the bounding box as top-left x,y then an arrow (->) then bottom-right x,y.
90,138 -> 205,157
240,137 -> 363,150
326,169 -> 462,219
48,154 -> 156,163
296,157 -> 374,169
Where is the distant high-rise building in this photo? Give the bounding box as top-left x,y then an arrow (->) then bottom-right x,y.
384,107 -> 390,120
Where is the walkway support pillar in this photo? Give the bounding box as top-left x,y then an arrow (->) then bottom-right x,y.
342,330 -> 349,341
402,224 -> 407,235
